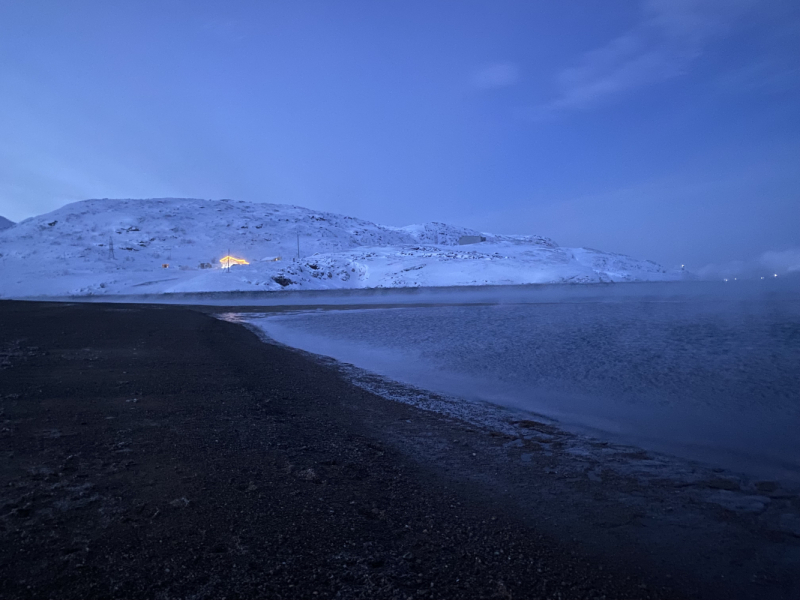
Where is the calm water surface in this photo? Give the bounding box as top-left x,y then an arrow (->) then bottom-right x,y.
247,282 -> 800,481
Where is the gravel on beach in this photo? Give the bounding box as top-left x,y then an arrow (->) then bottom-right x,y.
1,300 -> 797,599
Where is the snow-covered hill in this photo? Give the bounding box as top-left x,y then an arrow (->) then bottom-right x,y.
0,216 -> 14,231
0,198 -> 682,297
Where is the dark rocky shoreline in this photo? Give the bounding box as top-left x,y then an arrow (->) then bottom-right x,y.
1,300 -> 797,599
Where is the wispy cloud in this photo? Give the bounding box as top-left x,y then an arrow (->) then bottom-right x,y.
713,59 -> 800,95
471,62 -> 520,90
527,0 -> 756,118
200,18 -> 247,43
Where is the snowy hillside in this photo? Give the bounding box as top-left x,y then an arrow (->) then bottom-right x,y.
0,198 -> 682,297
0,216 -> 14,231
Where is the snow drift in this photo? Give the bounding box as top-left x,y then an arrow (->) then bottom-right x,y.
0,198 -> 682,297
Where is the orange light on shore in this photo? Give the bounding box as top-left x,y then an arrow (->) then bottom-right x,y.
220,255 -> 249,268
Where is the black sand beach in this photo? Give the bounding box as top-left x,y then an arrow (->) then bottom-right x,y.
1,300 -> 798,599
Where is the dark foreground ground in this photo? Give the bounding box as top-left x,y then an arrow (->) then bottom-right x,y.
0,301 -> 797,599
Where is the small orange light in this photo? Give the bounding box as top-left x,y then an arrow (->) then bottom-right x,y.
220,255 -> 249,268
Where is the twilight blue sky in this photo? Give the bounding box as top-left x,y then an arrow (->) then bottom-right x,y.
1,0 -> 798,269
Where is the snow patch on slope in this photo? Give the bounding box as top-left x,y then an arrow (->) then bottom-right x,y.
0,198 -> 682,297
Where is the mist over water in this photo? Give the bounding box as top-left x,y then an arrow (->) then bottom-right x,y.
246,281 -> 800,482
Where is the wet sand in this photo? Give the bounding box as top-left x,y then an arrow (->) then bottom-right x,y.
1,300 -> 798,599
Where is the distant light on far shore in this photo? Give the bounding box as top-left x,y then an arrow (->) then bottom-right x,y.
220,255 -> 250,269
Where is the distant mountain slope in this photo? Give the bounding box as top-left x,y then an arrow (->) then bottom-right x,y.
0,198 -> 554,260
0,216 -> 14,231
0,198 -> 680,297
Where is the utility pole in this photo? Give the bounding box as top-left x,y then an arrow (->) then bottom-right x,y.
296,233 -> 300,260
227,247 -> 230,273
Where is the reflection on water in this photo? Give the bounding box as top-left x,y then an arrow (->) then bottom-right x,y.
244,281 -> 800,481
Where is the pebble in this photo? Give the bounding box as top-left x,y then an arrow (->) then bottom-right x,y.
778,514 -> 800,537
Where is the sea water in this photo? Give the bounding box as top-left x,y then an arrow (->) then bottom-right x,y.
245,281 -> 800,482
